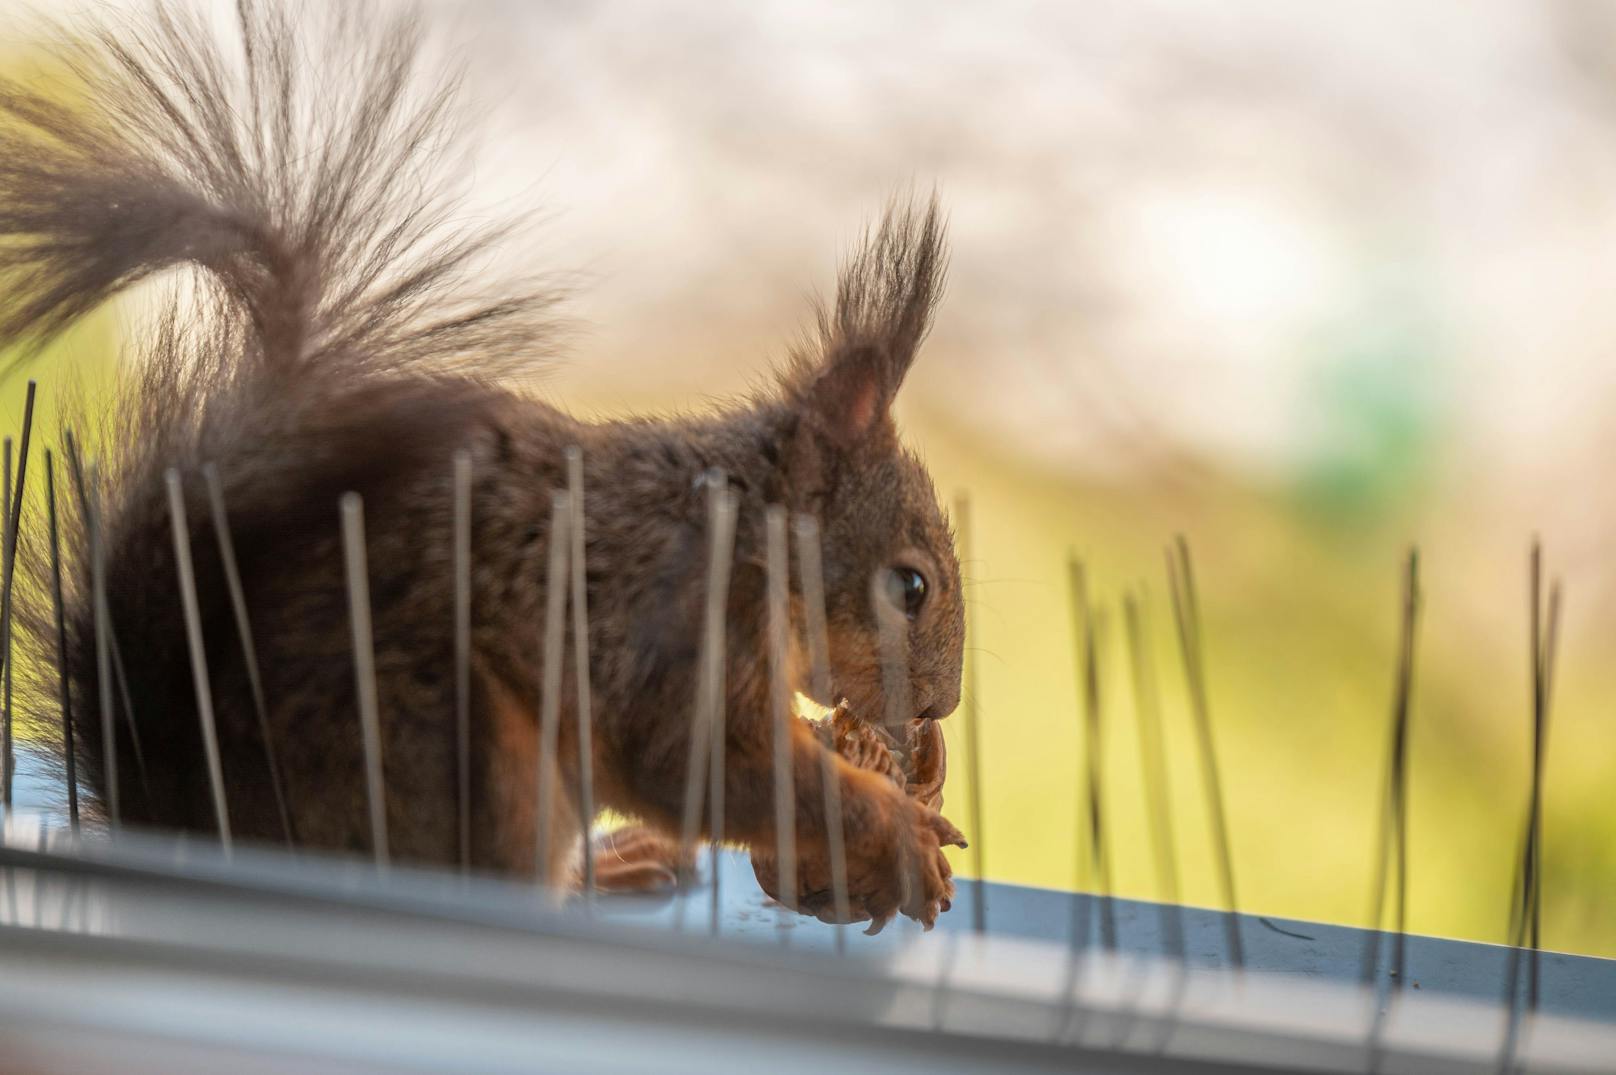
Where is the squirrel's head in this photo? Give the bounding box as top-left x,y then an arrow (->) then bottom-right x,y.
773,196 -> 964,727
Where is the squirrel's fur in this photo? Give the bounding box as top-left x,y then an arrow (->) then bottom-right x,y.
0,0 -> 966,927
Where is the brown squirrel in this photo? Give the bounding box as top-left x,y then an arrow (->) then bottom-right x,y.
0,0 -> 966,928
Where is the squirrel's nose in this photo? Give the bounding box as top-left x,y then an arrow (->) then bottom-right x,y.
915,687 -> 960,722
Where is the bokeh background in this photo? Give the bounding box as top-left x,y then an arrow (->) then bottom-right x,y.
4,0 -> 1616,955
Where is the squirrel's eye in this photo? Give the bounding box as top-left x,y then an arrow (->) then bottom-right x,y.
884,566 -> 928,620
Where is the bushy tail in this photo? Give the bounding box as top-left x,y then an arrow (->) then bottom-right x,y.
0,0 -> 554,379
0,0 -> 556,831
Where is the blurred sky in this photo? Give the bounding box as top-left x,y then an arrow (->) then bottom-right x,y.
13,0 -> 1615,511
5,0 -> 1616,954
429,0 -> 1616,492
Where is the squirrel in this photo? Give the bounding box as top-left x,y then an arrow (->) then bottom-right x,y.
0,0 -> 967,929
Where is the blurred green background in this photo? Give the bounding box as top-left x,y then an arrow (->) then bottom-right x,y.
4,0 -> 1615,958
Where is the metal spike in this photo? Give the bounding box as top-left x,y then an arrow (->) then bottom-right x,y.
87,463 -> 116,827
340,492 -> 389,873
1067,559 -> 1092,930
63,431 -> 151,802
1061,557 -> 1116,1044
535,492 -> 570,893
1082,584 -> 1117,954
676,475 -> 716,905
1362,549 -> 1420,1071
453,450 -> 472,875
1166,536 -> 1244,971
765,505 -> 797,939
202,463 -> 294,848
677,473 -> 738,929
46,453 -> 78,831
165,469 -> 232,854
874,577 -> 914,732
0,381 -> 35,801
1510,545 -> 1561,1029
1497,542 -> 1559,1075
1058,556 -> 1091,1045
1522,538 -> 1543,952
1530,577 -> 1561,1010
2,436 -> 10,813
1124,586 -> 1187,1053
928,492 -> 987,1023
794,516 -> 834,709
952,495 -> 988,936
793,513 -> 851,949
708,488 -> 738,938
1499,847 -> 1528,1075
0,383 -> 34,810
564,447 -> 595,906
872,564 -> 920,932
1123,589 -> 1184,961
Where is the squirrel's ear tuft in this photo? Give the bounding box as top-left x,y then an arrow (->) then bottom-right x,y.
786,194 -> 948,448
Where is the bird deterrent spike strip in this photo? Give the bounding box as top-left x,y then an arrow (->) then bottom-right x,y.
63,430 -> 151,802
1123,588 -> 1184,963
88,462 -> 117,826
453,451 -> 473,876
203,463 -> 295,848
565,447 -> 595,906
0,383 -> 36,810
794,512 -> 852,949
872,562 -> 925,936
764,505 -> 798,938
1166,536 -> 1244,972
2,436 -> 10,812
707,488 -> 738,938
45,452 -> 79,830
165,469 -> 233,853
4,429 -> 1606,1073
676,472 -> 733,930
1498,543 -> 1563,1075
341,492 -> 390,873
951,494 -> 988,936
1362,549 -> 1420,1073
535,492 -> 570,894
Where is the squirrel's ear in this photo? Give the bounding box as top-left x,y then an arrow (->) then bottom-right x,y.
786,195 -> 947,449
799,342 -> 900,445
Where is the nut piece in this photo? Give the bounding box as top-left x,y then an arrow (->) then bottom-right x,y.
753,699 -> 959,924
819,700 -> 947,810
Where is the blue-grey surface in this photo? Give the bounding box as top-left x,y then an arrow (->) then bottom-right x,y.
11,742 -> 1614,1027
600,849 -> 1616,1024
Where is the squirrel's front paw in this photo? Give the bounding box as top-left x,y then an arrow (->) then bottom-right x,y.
867,795 -> 964,931
750,792 -> 964,930
827,791 -> 964,932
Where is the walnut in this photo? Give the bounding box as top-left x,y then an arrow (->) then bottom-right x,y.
753,700 -> 957,927
818,700 -> 946,812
